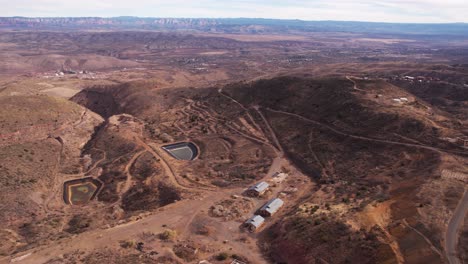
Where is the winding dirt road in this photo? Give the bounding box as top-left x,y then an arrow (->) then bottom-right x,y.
119,150 -> 146,199
254,106 -> 283,154
266,107 -> 468,264
346,76 -> 366,92
445,189 -> 468,264
4,191 -> 224,264
135,137 -> 193,191
266,108 -> 468,156
4,149 -> 284,264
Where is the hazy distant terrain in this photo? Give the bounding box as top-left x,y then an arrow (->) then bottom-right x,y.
2,17 -> 468,36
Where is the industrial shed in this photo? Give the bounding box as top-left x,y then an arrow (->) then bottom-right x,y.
246,181 -> 269,197
244,215 -> 265,232
259,198 -> 284,217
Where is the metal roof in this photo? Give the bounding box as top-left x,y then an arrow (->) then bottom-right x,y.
260,198 -> 284,215
248,181 -> 269,193
245,215 -> 265,228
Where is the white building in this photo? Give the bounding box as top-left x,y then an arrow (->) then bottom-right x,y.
259,198 -> 284,217
244,215 -> 265,232
246,181 -> 269,197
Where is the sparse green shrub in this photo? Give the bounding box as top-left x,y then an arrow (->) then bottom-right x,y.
65,214 -> 92,234
159,229 -> 177,241
119,239 -> 135,249
216,252 -> 229,261
174,243 -> 198,261
311,205 -> 320,214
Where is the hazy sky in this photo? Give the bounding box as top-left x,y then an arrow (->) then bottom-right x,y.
1,0 -> 467,23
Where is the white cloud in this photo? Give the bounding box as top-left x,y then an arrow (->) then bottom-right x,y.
0,0 -> 467,23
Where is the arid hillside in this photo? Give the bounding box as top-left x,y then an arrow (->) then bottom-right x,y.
221,77 -> 466,263
50,74 -> 467,264
0,95 -> 102,256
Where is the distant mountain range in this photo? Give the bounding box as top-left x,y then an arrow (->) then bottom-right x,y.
1,17 -> 468,36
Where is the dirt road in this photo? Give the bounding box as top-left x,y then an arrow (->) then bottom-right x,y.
119,150 -> 146,199
445,189 -> 468,264
254,106 -> 283,154
218,89 -> 264,133
135,137 -> 196,191
266,108 -> 468,156
346,76 -> 366,92
5,146 -> 284,264
5,171 -> 279,264
4,190 -> 232,264
2,100 -> 297,264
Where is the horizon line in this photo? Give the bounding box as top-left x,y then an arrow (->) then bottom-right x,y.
1,16 -> 466,25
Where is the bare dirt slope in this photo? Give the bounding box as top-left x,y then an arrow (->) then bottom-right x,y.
219,76 -> 467,263
1,63 -> 467,263
65,75 -> 468,263
0,95 -> 102,256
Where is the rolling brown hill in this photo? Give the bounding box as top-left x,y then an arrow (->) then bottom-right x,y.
64,74 -> 467,263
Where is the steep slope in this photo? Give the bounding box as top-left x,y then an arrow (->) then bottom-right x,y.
0,95 -> 103,255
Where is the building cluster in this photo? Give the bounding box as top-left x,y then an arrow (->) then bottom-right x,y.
243,197 -> 284,232
242,172 -> 288,232
397,75 -> 439,83
392,97 -> 409,104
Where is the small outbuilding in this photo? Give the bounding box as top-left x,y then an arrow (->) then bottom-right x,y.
272,172 -> 288,183
259,198 -> 284,217
246,181 -> 269,197
244,215 -> 265,232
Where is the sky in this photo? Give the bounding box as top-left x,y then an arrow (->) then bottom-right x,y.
1,0 -> 467,23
